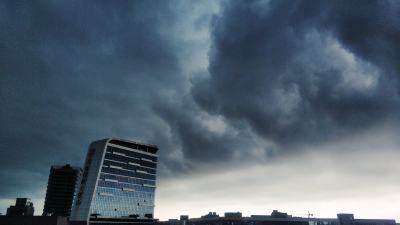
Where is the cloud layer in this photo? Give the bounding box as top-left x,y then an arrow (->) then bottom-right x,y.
0,0 -> 399,219
156,128 -> 400,220
193,0 -> 400,148
0,0 -> 194,198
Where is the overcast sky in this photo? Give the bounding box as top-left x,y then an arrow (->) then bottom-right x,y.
0,0 -> 399,220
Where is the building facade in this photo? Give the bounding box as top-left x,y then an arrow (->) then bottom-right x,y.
43,164 -> 82,216
0,215 -> 68,225
6,198 -> 34,216
70,138 -> 158,225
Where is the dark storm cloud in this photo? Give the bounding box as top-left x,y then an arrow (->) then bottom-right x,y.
1,0 -> 399,214
153,94 -> 272,167
192,0 -> 400,147
0,0 -> 189,199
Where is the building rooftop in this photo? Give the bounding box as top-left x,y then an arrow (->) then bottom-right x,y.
96,138 -> 159,154
51,164 -> 82,171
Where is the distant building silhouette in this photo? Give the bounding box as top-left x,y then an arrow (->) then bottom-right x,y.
225,212 -> 242,219
270,210 -> 290,218
202,212 -> 219,219
6,198 -> 34,216
158,211 -> 396,225
0,215 -> 68,225
43,164 -> 82,216
337,214 -> 355,225
70,138 -> 158,225
180,215 -> 189,225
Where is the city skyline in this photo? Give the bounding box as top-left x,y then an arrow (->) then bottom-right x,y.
1,0 -> 399,222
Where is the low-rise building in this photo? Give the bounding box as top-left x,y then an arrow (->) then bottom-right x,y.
6,198 -> 34,216
160,211 -> 396,225
0,215 -> 68,225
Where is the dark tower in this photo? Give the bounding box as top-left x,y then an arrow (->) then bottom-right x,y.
43,164 -> 82,216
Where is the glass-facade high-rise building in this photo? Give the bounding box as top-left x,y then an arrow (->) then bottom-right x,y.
70,138 -> 158,225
